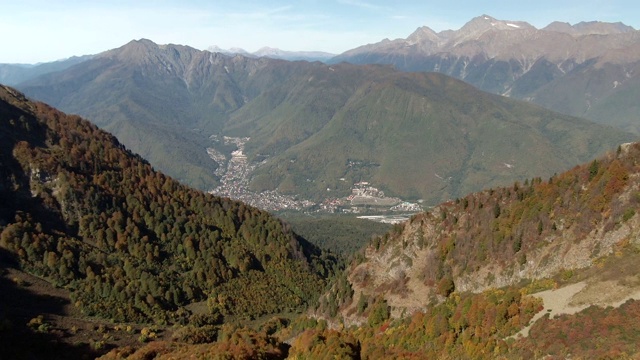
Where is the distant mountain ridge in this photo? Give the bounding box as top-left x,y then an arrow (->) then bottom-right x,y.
543,20 -> 634,35
0,55 -> 93,86
0,44 -> 333,90
207,45 -> 335,62
335,15 -> 638,64
332,15 -> 640,134
16,39 -> 635,204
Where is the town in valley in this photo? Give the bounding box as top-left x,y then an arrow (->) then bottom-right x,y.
208,136 -> 422,222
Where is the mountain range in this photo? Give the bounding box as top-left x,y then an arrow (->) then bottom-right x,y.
207,45 -> 336,62
16,39 -> 635,204
332,15 -> 640,134
2,14 -> 640,355
0,55 -> 93,86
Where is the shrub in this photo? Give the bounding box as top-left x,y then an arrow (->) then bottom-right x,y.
172,325 -> 219,344
189,311 -> 222,327
437,276 -> 455,297
367,299 -> 390,327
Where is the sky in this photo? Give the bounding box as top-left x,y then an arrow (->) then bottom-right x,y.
1,0 -> 639,64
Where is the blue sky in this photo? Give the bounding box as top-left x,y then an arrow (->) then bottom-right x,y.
1,0 -> 638,63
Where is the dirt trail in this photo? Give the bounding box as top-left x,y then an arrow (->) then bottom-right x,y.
513,280 -> 640,338
513,282 -> 587,338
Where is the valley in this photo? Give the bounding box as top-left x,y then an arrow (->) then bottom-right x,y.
208,135 -> 316,212
207,135 -> 423,219
16,39 -> 634,206
2,11 -> 640,359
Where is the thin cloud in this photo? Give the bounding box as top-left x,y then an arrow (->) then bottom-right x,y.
228,5 -> 292,18
338,0 -> 388,12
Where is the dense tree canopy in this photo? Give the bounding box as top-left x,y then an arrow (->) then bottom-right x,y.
0,85 -> 338,323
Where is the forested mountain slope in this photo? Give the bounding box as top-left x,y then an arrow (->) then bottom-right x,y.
98,143 -> 640,359
0,84 -> 336,325
320,142 -> 640,324
236,68 -> 635,203
17,39 -> 636,203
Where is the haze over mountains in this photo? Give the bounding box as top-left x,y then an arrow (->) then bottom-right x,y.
16,37 -> 635,206
0,55 -> 93,86
207,45 -> 336,62
333,15 -> 640,134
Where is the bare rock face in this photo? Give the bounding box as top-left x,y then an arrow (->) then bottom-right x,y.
544,20 -> 635,36
336,15 -> 639,63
